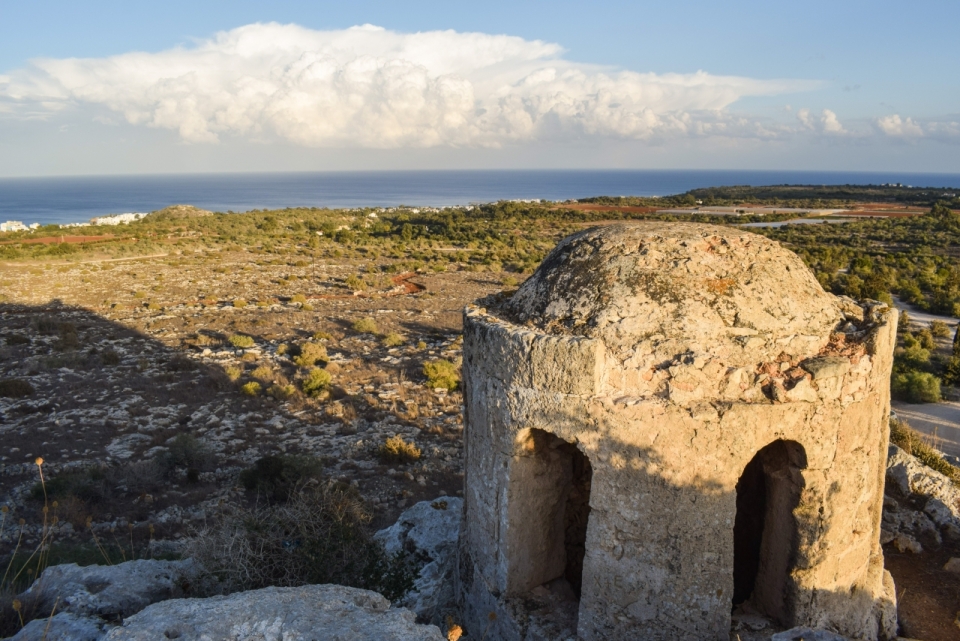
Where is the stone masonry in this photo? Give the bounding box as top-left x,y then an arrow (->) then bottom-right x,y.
457,223 -> 898,640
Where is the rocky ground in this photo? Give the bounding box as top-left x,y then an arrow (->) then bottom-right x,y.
4,249 -> 960,639
0,251 -> 506,559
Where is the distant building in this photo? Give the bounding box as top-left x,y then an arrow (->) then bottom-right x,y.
0,220 -> 27,232
90,212 -> 147,226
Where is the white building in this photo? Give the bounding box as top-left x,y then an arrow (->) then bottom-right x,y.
0,220 -> 28,232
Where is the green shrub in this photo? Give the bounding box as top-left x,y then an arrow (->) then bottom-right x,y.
382,332 -> 404,347
188,483 -> 416,600
5,334 -> 30,346
302,368 -> 332,396
238,455 -> 325,501
0,378 -> 35,398
161,434 -> 212,473
377,435 -> 421,464
423,359 -> 459,391
251,365 -> 274,381
293,342 -> 328,368
930,320 -> 952,339
268,383 -> 297,400
100,349 -> 121,366
312,331 -> 333,341
345,274 -> 366,291
224,365 -> 243,381
229,334 -> 255,349
892,371 -> 942,403
233,299 -> 247,308
290,294 -> 308,304
276,343 -> 289,355
241,381 -> 261,396
352,317 -> 378,334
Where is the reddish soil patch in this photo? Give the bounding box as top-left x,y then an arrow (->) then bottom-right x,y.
0,234 -> 122,245
885,540 -> 960,640
843,212 -> 927,218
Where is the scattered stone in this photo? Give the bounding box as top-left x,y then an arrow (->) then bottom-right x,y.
894,533 -> 923,554
102,584 -> 444,641
943,557 -> 960,573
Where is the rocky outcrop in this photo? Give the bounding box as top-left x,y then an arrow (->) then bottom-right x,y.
101,584 -> 444,641
884,444 -> 960,546
374,497 -> 462,625
10,612 -> 104,641
8,560 -> 197,641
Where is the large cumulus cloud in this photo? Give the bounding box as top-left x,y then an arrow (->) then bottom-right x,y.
0,23 -> 814,147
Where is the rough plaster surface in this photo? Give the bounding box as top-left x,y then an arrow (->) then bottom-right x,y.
457,223 -> 898,641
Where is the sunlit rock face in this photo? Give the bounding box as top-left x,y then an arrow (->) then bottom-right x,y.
457,223 -> 899,641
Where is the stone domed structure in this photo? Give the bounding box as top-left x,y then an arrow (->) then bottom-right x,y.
457,223 -> 898,640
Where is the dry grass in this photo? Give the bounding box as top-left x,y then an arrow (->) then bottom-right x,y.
187,482 -> 415,600
890,419 -> 960,484
377,436 -> 421,464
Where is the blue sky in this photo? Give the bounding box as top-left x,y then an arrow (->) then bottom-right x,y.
1,0 -> 958,176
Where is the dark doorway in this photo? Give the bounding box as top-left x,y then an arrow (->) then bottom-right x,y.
506,429 -> 593,599
562,442 -> 593,598
732,440 -> 807,623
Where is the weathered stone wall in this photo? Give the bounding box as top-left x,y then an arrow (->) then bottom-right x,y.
457,223 -> 898,641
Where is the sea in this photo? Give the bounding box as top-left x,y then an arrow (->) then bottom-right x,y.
1,169 -> 959,227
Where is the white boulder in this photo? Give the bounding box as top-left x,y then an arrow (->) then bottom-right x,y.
375,497 -> 462,624
101,584 -> 444,640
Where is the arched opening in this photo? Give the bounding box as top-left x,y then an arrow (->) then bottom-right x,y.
732,439 -> 807,624
506,429 -> 593,600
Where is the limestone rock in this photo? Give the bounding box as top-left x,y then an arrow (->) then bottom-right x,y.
101,584 -> 444,641
16,559 -> 197,621
893,533 -> 922,554
943,557 -> 960,573
886,445 -> 960,533
9,612 -> 103,641
374,497 -> 462,623
772,628 -> 849,641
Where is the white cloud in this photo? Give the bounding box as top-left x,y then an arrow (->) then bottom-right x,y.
0,23 -> 815,148
876,114 -> 924,138
797,108 -> 846,134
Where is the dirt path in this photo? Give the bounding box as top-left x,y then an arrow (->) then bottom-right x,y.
892,400 -> 960,458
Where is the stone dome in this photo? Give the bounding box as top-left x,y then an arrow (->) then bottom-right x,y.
502,222 -> 842,366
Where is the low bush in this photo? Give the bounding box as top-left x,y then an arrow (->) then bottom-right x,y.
251,366 -> 274,381
301,368 -> 332,396
100,349 -> 121,366
223,365 -> 242,381
293,342 -> 327,368
228,334 -> 255,349
382,332 -> 404,347
0,378 -> 35,398
352,317 -> 378,334
892,371 -> 941,403
241,381 -> 261,396
238,455 -> 325,501
233,299 -> 247,308
188,483 -> 416,600
290,294 -> 308,304
423,359 -> 459,391
377,435 -> 421,464
268,383 -> 297,400
160,434 -> 212,474
930,320 -> 952,339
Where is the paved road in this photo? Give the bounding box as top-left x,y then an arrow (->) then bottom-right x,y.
892,400 -> 960,458
891,296 -> 958,330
